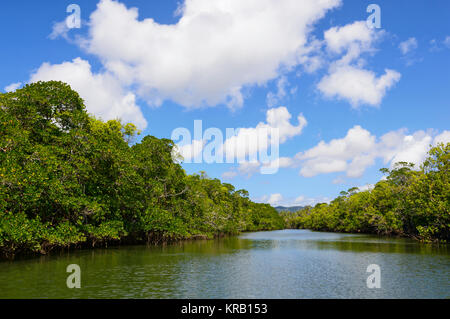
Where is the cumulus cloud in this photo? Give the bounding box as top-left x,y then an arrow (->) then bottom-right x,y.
318,65 -> 401,107
296,126 -> 450,178
377,130 -> 433,167
177,139 -> 205,162
216,107 -> 307,177
298,125 -> 375,177
79,0 -> 341,108
4,82 -> 22,92
180,106 -> 306,162
29,58 -> 147,129
318,21 -> 400,107
221,126 -> 449,181
357,184 -> 374,192
265,193 -> 284,206
399,37 -> 418,55
263,106 -> 308,143
434,130 -> 450,145
202,106 -> 307,179
324,20 -> 377,57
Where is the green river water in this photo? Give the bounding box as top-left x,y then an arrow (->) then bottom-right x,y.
0,229 -> 448,298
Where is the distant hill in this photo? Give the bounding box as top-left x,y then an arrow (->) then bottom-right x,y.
274,206 -> 304,213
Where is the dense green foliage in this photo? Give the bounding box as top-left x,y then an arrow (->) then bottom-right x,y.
0,81 -> 284,259
283,144 -> 450,243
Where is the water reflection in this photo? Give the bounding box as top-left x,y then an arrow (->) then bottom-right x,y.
0,230 -> 448,299
241,230 -> 449,255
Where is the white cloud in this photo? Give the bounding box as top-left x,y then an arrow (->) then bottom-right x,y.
399,37 -> 418,55
29,58 -> 147,129
357,184 -> 374,192
378,130 -> 433,167
444,36 -> 450,48
177,138 -> 205,161
429,36 -> 450,52
217,107 -> 307,178
296,126 -> 448,178
263,156 -> 296,170
214,106 -> 308,179
324,20 -> 376,56
294,195 -> 331,206
221,171 -> 238,180
266,76 -> 289,107
259,194 -> 330,207
399,37 -> 421,66
238,162 -> 261,177
265,106 -> 308,143
221,162 -> 261,180
317,65 -> 401,107
223,125 -> 447,180
4,82 -> 22,92
298,125 -> 375,177
220,106 -> 307,162
318,21 -> 400,107
433,130 -> 450,145
79,0 -> 341,109
49,20 -> 71,40
223,156 -> 295,180
295,38 -> 325,73
267,193 -> 283,206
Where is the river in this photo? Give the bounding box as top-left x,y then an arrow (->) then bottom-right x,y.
0,229 -> 448,298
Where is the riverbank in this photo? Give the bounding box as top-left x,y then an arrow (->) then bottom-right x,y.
0,226 -> 287,261
281,143 -> 449,244
0,82 -> 285,260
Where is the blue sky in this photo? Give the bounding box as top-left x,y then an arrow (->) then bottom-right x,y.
1,0 -> 449,206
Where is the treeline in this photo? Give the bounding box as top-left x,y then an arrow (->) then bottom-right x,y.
0,81 -> 284,259
283,143 -> 449,243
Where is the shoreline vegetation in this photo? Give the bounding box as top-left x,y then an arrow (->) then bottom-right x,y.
282,144 -> 449,243
0,82 -> 284,260
0,82 -> 448,260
